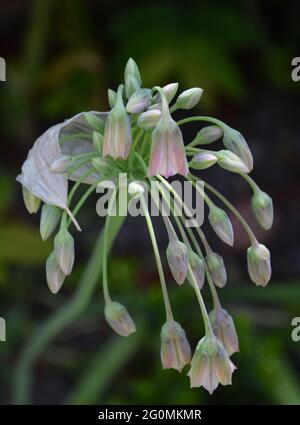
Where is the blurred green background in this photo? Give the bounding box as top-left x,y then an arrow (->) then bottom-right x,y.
0,0 -> 300,405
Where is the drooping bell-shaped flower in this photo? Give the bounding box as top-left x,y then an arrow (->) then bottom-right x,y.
148,89 -> 188,177
166,240 -> 188,285
188,334 -> 236,393
223,127 -> 253,172
206,251 -> 227,288
247,243 -> 271,287
209,307 -> 239,356
104,301 -> 136,337
251,190 -> 274,230
160,320 -> 191,372
208,205 -> 234,246
103,85 -> 132,160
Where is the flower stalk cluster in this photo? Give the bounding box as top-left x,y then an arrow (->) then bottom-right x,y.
17,58 -> 273,394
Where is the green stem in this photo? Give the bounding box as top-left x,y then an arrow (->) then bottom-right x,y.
240,172 -> 260,193
177,115 -> 226,129
66,181 -> 99,229
13,214 -> 126,404
102,190 -> 118,304
140,196 -> 173,322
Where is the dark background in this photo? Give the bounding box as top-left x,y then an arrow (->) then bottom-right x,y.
0,0 -> 300,405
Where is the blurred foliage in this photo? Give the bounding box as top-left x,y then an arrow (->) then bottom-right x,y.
0,0 -> 300,405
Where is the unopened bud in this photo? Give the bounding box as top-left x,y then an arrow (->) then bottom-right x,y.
124,58 -> 142,86
128,181 -> 145,199
126,88 -> 152,114
147,103 -> 162,111
104,301 -> 136,337
209,308 -> 239,356
190,152 -> 218,170
92,131 -> 103,155
208,205 -> 234,246
247,243 -> 271,286
160,320 -> 191,372
166,240 -> 188,285
137,109 -> 161,129
175,88 -> 203,109
193,125 -> 223,145
206,252 -> 227,288
50,154 -> 71,173
125,74 -> 140,99
54,228 -> 75,275
188,250 -> 205,289
84,112 -> 105,133
153,82 -> 179,104
40,204 -> 62,241
22,186 -> 41,214
217,150 -> 250,174
108,89 -> 117,108
46,251 -> 66,294
251,190 -> 273,230
223,127 -> 253,172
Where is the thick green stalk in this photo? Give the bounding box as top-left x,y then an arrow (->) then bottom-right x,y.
13,214 -> 125,404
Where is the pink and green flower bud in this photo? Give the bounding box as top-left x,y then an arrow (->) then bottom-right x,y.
22,186 -> 41,214
104,301 -> 136,337
160,320 -> 191,372
166,240 -> 188,285
137,109 -> 161,129
50,154 -> 72,174
247,243 -> 271,287
188,250 -> 205,289
217,150 -> 250,174
206,252 -> 227,288
190,152 -> 218,170
46,251 -> 66,294
103,85 -> 132,160
193,125 -> 223,145
188,335 -> 236,393
208,205 -> 234,246
40,204 -> 62,241
126,88 -> 152,114
124,57 -> 142,87
209,308 -> 239,356
108,89 -> 117,108
223,127 -> 253,172
92,131 -> 103,155
251,190 -> 273,230
175,88 -> 203,110
54,228 -> 75,275
148,90 -> 188,177
153,82 -> 179,104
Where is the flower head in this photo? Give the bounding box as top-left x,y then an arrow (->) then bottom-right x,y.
104,301 -> 136,337
166,240 -> 188,285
